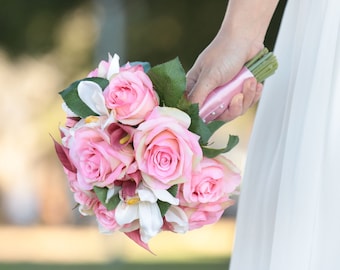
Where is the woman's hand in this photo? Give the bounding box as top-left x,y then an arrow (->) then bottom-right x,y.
186,0 -> 279,122
186,35 -> 263,121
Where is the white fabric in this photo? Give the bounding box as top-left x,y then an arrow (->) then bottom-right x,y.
230,0 -> 340,269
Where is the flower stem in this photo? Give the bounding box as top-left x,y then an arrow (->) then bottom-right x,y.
245,48 -> 278,83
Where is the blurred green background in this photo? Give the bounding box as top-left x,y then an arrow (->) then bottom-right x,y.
0,0 -> 286,269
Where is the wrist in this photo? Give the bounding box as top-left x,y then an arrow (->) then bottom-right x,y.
214,30 -> 264,63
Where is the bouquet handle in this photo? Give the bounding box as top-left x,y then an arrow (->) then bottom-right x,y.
199,67 -> 254,123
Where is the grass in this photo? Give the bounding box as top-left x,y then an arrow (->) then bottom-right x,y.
0,258 -> 230,270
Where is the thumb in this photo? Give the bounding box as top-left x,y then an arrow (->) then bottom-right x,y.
186,66 -> 226,108
187,75 -> 218,108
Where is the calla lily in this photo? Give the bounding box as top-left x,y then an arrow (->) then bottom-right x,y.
78,80 -> 109,116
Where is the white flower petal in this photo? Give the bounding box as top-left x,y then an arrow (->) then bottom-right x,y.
105,186 -> 121,204
138,202 -> 163,243
137,186 -> 158,203
107,53 -> 120,80
115,202 -> 139,226
62,102 -> 78,117
102,111 -> 117,129
78,81 -> 109,116
97,222 -> 114,234
165,206 -> 189,233
119,220 -> 140,233
152,189 -> 179,205
157,107 -> 191,128
78,205 -> 94,216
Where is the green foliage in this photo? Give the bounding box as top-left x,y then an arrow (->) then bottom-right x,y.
93,186 -> 120,211
59,77 -> 109,118
147,58 -> 239,157
130,61 -> 151,72
0,0 -> 87,58
148,57 -> 186,108
202,135 -> 239,158
158,185 -> 178,216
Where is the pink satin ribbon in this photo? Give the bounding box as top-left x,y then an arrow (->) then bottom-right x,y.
199,67 -> 254,123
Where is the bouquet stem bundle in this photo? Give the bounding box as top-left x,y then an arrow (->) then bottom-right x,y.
245,47 -> 278,83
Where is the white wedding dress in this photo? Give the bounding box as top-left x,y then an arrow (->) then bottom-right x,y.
230,0 -> 340,269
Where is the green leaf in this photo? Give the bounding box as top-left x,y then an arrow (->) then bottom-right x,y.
105,194 -> 120,211
176,94 -> 192,112
206,120 -> 226,134
158,185 -> 178,217
202,134 -> 239,158
225,134 -> 240,151
59,77 -> 109,118
147,57 -> 186,107
93,186 -> 108,204
193,118 -> 213,145
176,99 -> 211,145
93,186 -> 120,211
130,61 -> 151,72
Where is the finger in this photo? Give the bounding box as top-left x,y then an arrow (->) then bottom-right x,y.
219,93 -> 244,121
241,78 -> 257,110
253,83 -> 263,104
185,68 -> 198,96
187,75 -> 218,108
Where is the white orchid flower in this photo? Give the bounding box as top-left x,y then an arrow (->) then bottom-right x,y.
106,53 -> 120,80
115,184 -> 178,243
164,205 -> 189,234
79,204 -> 94,217
95,53 -> 120,80
78,80 -> 109,116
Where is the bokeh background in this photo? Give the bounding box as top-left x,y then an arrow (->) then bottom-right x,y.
0,0 -> 286,269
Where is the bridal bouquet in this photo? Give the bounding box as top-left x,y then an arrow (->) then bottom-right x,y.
54,49 -> 277,251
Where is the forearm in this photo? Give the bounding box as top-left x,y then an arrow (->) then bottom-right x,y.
218,0 -> 279,56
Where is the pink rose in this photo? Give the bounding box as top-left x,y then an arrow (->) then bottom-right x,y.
63,167 -> 78,192
87,53 -> 119,79
103,65 -> 159,125
184,203 -> 233,230
178,156 -> 240,230
74,189 -> 99,216
180,156 -> 241,207
65,117 -> 80,128
68,126 -> 135,190
133,106 -> 203,189
88,60 -> 110,78
94,203 -> 120,232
